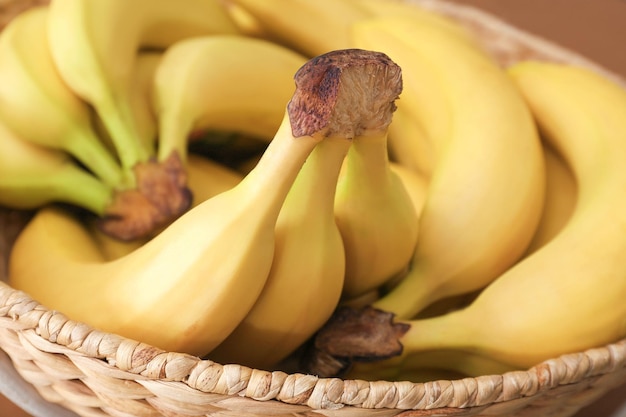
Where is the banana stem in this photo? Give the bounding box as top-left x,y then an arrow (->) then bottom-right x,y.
48,167 -> 112,214
233,115 -> 326,217
373,263 -> 445,319
97,94 -> 150,172
64,127 -> 127,189
284,136 -> 351,213
399,309 -> 475,354
344,130 -> 393,188
0,166 -> 112,215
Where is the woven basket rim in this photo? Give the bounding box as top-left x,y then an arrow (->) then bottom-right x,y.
1,0 -> 626,414
1,279 -> 626,411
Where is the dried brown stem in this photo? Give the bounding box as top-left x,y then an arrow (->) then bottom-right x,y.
98,152 -> 192,241
288,49 -> 402,138
301,306 -> 410,377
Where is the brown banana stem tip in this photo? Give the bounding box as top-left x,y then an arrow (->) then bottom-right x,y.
301,306 -> 410,377
287,48 -> 403,138
98,152 -> 192,241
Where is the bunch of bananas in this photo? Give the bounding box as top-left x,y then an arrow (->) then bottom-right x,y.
3,0 -> 626,381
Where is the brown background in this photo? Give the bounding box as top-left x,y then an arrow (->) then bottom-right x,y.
2,0 -> 626,415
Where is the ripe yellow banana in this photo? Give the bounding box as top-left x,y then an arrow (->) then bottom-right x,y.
209,137 -> 351,369
387,106 -> 435,179
347,348 -> 518,382
153,34 -> 306,163
339,61 -> 626,374
389,163 -> 428,218
523,141 -> 577,255
0,119 -> 111,214
209,49 -> 402,370
334,130 -> 419,298
46,0 -> 239,171
354,0 -> 482,46
227,0 -> 370,57
9,48 -> 402,357
220,0 -> 271,39
353,17 -> 545,319
0,6 -> 123,188
94,52 -> 163,157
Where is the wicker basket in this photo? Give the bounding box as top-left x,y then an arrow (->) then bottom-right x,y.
1,1 -> 626,416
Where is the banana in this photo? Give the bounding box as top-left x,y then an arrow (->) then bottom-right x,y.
127,52 -> 163,154
347,348 -> 518,382
0,6 -> 123,188
334,129 -> 419,298
9,48 -> 403,357
389,163 -> 429,218
94,52 -> 163,157
354,0 -> 482,47
226,0 -> 370,57
46,0 -> 239,172
0,119 -> 111,214
523,140 -> 577,255
387,105 -> 435,179
336,61 -> 626,373
153,35 -> 306,163
220,0 -> 271,39
208,137 -> 351,370
352,17 -> 545,319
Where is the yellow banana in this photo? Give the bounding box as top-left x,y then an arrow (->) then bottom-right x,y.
220,0 -> 271,39
153,35 -> 306,163
334,129 -> 419,298
226,0 -> 370,57
209,49 -> 402,370
330,61 -> 626,374
128,52 -> 162,154
523,140 -> 577,255
46,0 -> 239,171
387,105 -> 435,179
94,52 -> 163,157
0,120 -> 111,214
347,348 -> 517,382
353,17 -> 545,319
208,137 -> 351,369
0,6 -> 123,188
354,0 -> 482,47
389,163 -> 428,218
9,48 -> 402,357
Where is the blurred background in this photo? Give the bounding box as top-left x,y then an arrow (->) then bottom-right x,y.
1,0 -> 626,416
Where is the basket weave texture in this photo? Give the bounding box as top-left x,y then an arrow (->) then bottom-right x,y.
1,1 -> 626,416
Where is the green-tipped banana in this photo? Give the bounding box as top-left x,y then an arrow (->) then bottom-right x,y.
46,0 -> 239,171
0,119 -> 110,214
0,6 -> 124,188
153,35 -> 306,164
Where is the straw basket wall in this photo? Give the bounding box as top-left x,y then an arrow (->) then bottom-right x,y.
1,0 -> 626,416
